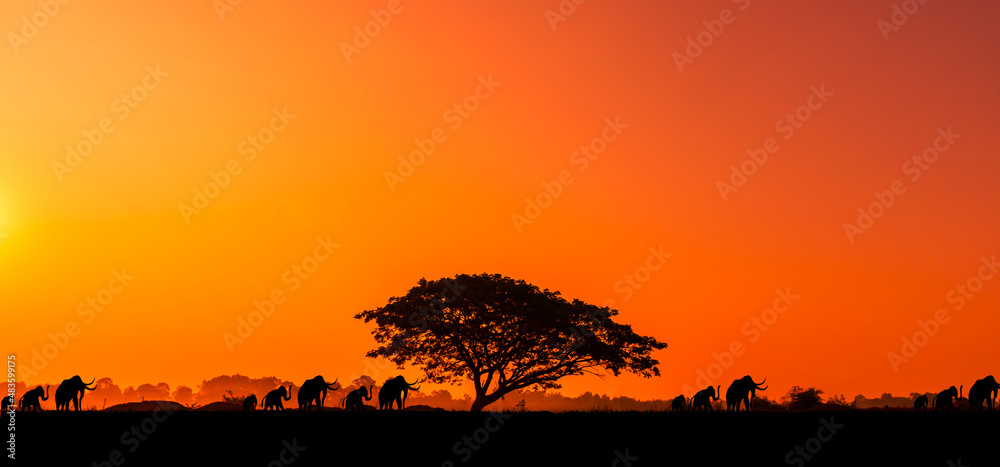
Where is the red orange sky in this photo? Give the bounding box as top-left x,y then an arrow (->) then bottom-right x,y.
2,0 -> 999,406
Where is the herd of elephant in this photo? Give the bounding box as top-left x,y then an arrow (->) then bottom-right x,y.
911,375 -> 1000,412
669,375 -> 1000,412
4,375 -> 422,413
11,374 -> 1000,414
671,375 -> 770,412
6,375 -> 95,412
240,375 -> 422,413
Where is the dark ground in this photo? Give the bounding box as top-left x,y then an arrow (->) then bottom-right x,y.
8,409 -> 999,466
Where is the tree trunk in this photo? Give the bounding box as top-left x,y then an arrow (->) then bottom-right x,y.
470,389 -> 505,412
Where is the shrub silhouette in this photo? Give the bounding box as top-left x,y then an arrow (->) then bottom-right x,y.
784,386 -> 824,411
752,395 -> 785,412
221,389 -> 249,405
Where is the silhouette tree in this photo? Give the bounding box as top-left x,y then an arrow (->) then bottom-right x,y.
784,386 -> 824,411
355,273 -> 667,412
826,394 -> 850,408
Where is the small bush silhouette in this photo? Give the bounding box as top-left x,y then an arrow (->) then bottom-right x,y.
222,390 -> 248,405
784,386 -> 824,411
752,395 -> 785,412
514,399 -> 527,413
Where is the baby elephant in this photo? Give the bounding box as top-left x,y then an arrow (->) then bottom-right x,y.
243,394 -> 258,412
19,385 -> 49,412
342,384 -> 374,412
671,395 -> 686,411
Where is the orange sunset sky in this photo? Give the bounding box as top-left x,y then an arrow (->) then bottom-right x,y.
2,0 -> 999,405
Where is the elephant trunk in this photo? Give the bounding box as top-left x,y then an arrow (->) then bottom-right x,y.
283,385 -> 293,401
960,385 -> 964,399
364,384 -> 374,401
713,385 -> 720,401
42,385 -> 50,401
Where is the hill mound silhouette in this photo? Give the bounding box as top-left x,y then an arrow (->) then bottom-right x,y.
405,404 -> 445,412
198,402 -> 243,412
103,401 -> 187,412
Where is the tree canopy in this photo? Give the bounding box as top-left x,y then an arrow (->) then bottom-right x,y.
354,273 -> 667,411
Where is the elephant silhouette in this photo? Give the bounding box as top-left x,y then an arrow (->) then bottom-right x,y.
341,384 -> 374,412
932,385 -> 962,411
1,395 -> 13,413
691,385 -> 720,411
968,376 -> 999,411
243,394 -> 258,412
18,385 -> 49,412
671,394 -> 687,411
726,375 -> 767,412
913,395 -> 928,411
55,376 -> 95,412
263,384 -> 294,411
297,376 -> 339,412
378,376 -> 421,411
